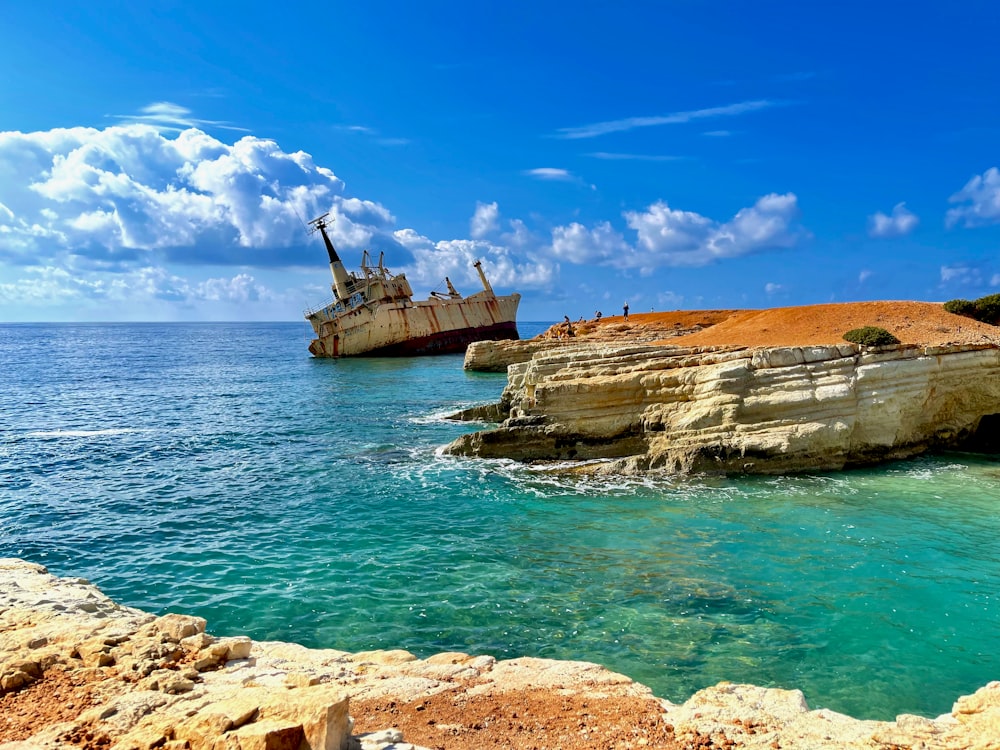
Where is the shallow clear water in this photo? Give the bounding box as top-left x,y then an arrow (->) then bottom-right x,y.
1,322 -> 998,720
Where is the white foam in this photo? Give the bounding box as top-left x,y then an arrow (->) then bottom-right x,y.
409,403 -> 492,424
24,428 -> 144,438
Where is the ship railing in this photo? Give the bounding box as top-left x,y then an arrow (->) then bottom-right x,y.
303,299 -> 333,317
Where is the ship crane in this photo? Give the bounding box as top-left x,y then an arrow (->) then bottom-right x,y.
430,277 -> 464,300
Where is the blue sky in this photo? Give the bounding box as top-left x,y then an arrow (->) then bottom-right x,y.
2,1 -> 999,323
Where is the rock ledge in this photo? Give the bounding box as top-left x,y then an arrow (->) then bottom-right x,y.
3,559 -> 1000,749
447,341 -> 1000,474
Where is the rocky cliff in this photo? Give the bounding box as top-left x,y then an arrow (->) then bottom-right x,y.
446,341 -> 1000,474
3,558 -> 1000,750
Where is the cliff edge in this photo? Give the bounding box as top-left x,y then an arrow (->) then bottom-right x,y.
449,302 -> 1000,474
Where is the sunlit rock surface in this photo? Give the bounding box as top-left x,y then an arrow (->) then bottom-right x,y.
3,559 -> 1000,749
447,342 -> 1000,474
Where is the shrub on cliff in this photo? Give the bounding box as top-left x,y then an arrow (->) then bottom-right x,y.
973,294 -> 1000,325
943,298 -> 976,317
843,326 -> 900,347
943,294 -> 1000,325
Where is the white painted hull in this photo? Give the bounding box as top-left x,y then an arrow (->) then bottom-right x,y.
307,291 -> 520,357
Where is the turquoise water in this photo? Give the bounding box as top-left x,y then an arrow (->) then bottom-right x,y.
1,322 -> 999,720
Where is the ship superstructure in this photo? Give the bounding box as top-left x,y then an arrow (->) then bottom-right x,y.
304,214 -> 520,357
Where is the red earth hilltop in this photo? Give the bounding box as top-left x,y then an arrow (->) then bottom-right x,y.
569,301 -> 1000,349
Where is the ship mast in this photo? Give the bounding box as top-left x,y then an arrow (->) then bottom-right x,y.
309,213 -> 351,301
473,260 -> 494,295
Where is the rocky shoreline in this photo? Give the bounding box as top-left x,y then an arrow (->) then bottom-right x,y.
6,302 -> 1000,749
452,303 -> 1000,474
3,558 -> 1000,749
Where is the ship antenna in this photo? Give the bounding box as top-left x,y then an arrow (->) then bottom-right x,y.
308,213 -> 342,264
308,213 -> 352,301
308,212 -> 331,233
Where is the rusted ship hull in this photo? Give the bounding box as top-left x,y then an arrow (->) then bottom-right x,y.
317,320 -> 518,357
307,292 -> 521,358
304,213 -> 520,358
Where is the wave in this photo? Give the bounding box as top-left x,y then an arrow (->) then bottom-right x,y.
21,428 -> 149,439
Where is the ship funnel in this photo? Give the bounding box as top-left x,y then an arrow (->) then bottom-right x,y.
473,260 -> 494,295
309,214 -> 351,300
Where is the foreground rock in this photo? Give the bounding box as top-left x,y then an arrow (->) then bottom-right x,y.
3,559 -> 1000,749
447,339 -> 1000,474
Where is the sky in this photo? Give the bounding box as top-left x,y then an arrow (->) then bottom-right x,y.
2,1 -> 1000,323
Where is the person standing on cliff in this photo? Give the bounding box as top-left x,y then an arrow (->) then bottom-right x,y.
623,301 -> 629,321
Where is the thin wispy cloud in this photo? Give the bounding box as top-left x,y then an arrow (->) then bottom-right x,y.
940,264 -> 984,287
702,130 -> 732,137
554,100 -> 779,140
340,124 -> 411,147
524,168 -> 575,181
586,152 -> 683,162
113,102 -> 249,133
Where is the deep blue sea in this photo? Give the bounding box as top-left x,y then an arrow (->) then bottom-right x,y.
2,321 -> 999,720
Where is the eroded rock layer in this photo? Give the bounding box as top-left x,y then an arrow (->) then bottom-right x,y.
446,342 -> 1000,474
3,559 -> 1000,749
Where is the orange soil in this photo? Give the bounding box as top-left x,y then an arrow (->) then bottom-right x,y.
2,671 -> 711,750
595,301 -> 1000,349
352,689 -> 709,750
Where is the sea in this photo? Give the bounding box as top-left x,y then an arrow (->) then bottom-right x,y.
1,321 -> 999,721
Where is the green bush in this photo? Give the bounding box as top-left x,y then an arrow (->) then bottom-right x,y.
843,326 -> 900,347
943,294 -> 1000,325
974,293 -> 1000,325
943,298 -> 976,317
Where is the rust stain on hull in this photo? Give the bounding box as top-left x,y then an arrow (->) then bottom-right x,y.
303,214 -> 520,358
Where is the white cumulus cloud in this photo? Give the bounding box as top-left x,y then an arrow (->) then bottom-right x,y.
868,202 -> 918,238
394,229 -> 556,291
619,193 -> 804,267
0,124 -> 350,268
0,117 -> 553,317
550,222 -> 631,265
470,201 -> 499,238
947,167 -> 1000,227
0,263 -> 274,311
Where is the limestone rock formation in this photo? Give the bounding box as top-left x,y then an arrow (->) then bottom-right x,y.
446,341 -> 1000,474
4,559 -> 1000,749
463,313 -> 726,372
4,559 -> 1000,748
462,339 -> 564,372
